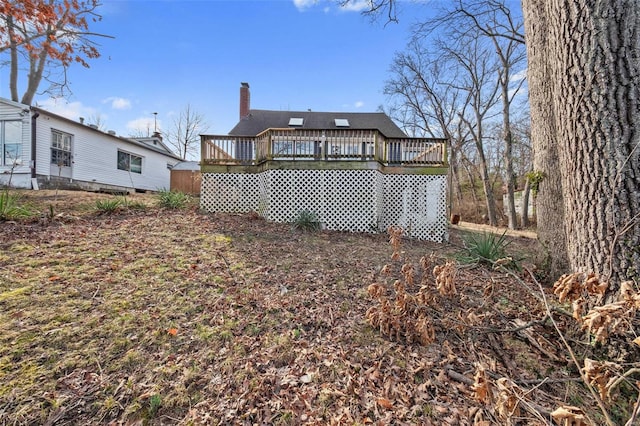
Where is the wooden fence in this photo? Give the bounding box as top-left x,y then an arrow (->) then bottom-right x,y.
170,170 -> 201,195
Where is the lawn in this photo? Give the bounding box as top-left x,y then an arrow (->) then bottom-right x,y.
0,190 -> 628,425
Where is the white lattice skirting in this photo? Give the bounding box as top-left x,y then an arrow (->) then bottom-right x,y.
200,170 -> 448,242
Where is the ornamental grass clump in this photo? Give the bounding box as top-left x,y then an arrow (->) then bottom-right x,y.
156,189 -> 192,209
457,230 -> 514,267
0,190 -> 34,221
94,198 -> 123,214
291,209 -> 321,232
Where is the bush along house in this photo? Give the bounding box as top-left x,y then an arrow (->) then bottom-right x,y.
0,97 -> 182,193
200,83 -> 449,242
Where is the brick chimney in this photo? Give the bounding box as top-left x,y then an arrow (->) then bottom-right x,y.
240,82 -> 250,119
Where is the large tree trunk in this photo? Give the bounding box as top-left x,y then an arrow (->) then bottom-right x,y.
523,0 -> 640,291
522,0 -> 570,279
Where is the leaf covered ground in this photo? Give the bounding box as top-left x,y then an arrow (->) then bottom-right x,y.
0,190 -> 629,425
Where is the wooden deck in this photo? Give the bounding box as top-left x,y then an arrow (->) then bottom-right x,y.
201,128 -> 448,173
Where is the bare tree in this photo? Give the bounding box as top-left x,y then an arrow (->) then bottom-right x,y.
491,33 -> 527,229
384,39 -> 472,217
416,0 -> 527,229
447,33 -> 501,226
424,0 -> 525,44
0,0 -> 111,105
162,105 -> 209,160
378,0 -> 528,227
87,113 -> 107,131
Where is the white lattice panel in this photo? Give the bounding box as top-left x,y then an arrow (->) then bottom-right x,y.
200,173 -> 263,213
201,170 -> 448,242
264,170 -> 324,223
319,170 -> 379,232
381,174 -> 448,241
263,170 -> 379,233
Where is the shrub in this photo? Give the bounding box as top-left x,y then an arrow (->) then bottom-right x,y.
156,189 -> 191,209
291,209 -> 321,232
457,231 -> 513,266
95,198 -> 123,214
0,191 -> 34,221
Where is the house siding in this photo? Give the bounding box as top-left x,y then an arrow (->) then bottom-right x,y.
0,97 -> 181,191
0,100 -> 32,188
33,111 -> 178,191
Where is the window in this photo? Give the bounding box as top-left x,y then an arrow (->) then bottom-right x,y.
117,150 -> 142,174
273,141 -> 293,156
288,117 -> 304,126
334,118 -> 350,127
51,130 -> 72,167
1,121 -> 22,166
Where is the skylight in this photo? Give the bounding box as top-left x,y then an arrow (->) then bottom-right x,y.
334,118 -> 350,127
289,117 -> 304,126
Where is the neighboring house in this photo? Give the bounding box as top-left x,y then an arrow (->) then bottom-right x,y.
0,97 -> 182,192
200,83 -> 450,241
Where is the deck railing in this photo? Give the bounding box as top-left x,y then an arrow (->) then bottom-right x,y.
201,129 -> 447,166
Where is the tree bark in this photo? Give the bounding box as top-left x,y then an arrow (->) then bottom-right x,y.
501,71 -> 517,230
522,0 -> 571,279
7,15 -> 20,102
21,46 -> 49,106
523,0 -> 640,291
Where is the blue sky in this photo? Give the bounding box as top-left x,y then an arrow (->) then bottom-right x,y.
7,0 -> 438,150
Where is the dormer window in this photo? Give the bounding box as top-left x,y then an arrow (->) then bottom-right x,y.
335,118 -> 350,127
288,118 -> 304,126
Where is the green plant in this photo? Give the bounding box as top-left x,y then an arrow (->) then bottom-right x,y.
0,191 -> 34,221
457,231 -> 513,266
525,170 -> 545,197
156,189 -> 192,209
148,394 -> 161,417
291,209 -> 321,232
94,198 -> 122,214
120,197 -> 147,211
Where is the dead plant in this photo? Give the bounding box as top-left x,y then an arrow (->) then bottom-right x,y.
365,227 -> 455,346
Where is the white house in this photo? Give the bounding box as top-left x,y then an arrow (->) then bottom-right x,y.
0,97 -> 182,192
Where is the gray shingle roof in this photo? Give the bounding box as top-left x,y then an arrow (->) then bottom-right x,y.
228,110 -> 408,138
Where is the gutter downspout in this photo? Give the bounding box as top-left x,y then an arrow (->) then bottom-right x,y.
31,110 -> 39,180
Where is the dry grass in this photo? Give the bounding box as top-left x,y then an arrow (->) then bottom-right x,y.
0,190 -> 620,425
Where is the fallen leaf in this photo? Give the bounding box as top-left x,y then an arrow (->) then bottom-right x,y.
376,397 -> 393,409
168,328 -> 178,336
